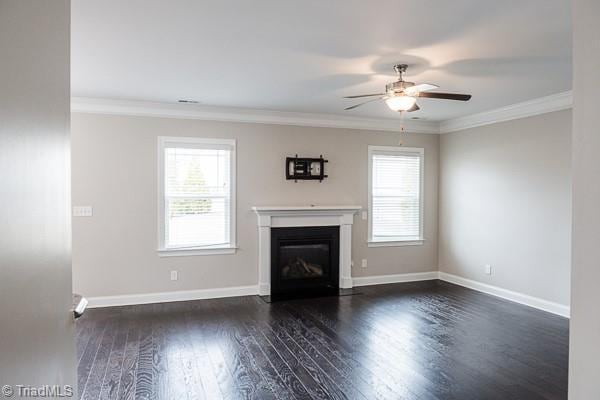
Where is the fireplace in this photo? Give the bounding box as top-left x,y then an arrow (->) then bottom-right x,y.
252,205 -> 361,296
270,226 -> 339,299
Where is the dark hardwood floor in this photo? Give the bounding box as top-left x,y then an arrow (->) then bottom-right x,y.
76,280 -> 569,400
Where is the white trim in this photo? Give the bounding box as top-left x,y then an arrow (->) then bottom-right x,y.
85,272 -> 571,317
353,271 -> 438,287
440,91 -> 573,133
438,272 -> 570,318
367,239 -> 424,247
86,285 -> 259,308
252,205 -> 361,295
157,246 -> 237,257
157,136 -> 237,255
368,145 -> 425,244
161,136 -> 236,147
367,145 -> 425,155
71,93 -> 573,135
71,97 -> 438,134
252,205 -> 362,212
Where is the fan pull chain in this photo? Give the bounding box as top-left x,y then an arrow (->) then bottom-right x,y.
398,114 -> 405,146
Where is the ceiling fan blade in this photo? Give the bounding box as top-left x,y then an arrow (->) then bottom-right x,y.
343,93 -> 386,99
406,103 -> 420,112
344,97 -> 384,110
402,83 -> 439,96
418,92 -> 472,101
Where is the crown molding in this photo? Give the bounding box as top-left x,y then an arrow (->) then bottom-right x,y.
439,91 -> 572,133
71,97 -> 439,134
71,91 -> 573,135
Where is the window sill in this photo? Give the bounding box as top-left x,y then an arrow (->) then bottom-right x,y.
157,246 -> 237,257
368,239 -> 424,248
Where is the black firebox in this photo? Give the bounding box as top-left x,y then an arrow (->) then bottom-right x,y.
270,226 -> 339,300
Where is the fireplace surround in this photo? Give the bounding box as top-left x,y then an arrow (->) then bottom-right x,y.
252,205 -> 361,296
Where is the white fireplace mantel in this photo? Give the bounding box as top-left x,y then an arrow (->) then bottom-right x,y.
252,205 -> 361,295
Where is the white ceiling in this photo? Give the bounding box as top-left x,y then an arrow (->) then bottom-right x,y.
71,0 -> 572,122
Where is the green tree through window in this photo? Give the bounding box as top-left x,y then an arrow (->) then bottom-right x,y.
169,158 -> 212,217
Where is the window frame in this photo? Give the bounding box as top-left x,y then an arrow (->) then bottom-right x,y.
367,145 -> 425,247
157,136 -> 237,257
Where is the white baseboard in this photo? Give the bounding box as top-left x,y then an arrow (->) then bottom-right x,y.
86,272 -> 570,318
89,274 -> 437,307
352,271 -> 438,287
87,285 -> 259,308
438,272 -> 570,318
258,283 -> 270,297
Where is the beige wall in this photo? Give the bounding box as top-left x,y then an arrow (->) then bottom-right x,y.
71,113 -> 439,298
439,110 -> 572,306
569,0 -> 600,397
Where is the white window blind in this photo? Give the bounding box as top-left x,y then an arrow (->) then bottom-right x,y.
369,146 -> 423,243
159,138 -> 235,253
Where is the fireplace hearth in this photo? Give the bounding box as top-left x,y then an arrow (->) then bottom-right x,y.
270,226 -> 339,300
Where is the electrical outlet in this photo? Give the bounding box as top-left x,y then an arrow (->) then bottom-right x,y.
73,206 -> 93,217
351,260 -> 354,267
361,211 -> 368,220
484,264 -> 492,275
361,259 -> 368,268
170,270 -> 178,281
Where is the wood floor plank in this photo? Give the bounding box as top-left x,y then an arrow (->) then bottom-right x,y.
298,301 -> 442,400
116,312 -> 140,400
246,311 -> 338,400
270,304 -> 378,400
99,315 -> 128,400
81,317 -> 119,400
162,303 -> 206,400
75,281 -> 569,400
187,302 -> 244,400
76,316 -> 98,364
283,303 -> 422,400
242,321 -> 313,400
340,292 -> 513,399
183,305 -> 230,400
401,290 -> 565,399
306,299 -> 449,397
151,306 -> 169,400
234,317 -> 298,399
204,299 -> 278,400
373,284 -> 567,399
376,286 -> 567,398
77,319 -> 109,399
263,317 -> 352,400
134,315 -> 153,400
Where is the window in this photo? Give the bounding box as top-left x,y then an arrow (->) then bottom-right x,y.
368,146 -> 424,247
158,137 -> 236,256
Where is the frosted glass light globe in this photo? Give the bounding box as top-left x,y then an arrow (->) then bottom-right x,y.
385,95 -> 417,111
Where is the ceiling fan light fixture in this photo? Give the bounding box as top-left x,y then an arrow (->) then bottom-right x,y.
343,64 -> 471,113
385,95 -> 417,112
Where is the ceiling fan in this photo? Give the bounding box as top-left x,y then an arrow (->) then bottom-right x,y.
344,64 -> 472,113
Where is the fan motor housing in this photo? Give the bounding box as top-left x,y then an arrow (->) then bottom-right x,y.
386,80 -> 415,94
